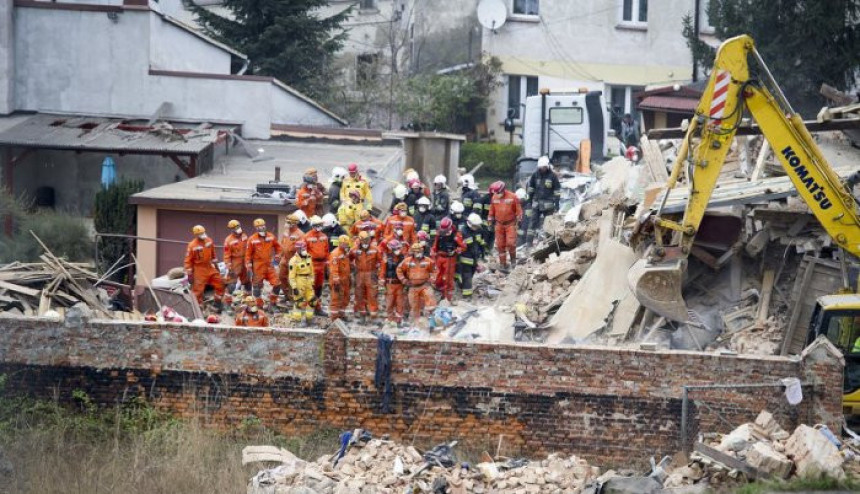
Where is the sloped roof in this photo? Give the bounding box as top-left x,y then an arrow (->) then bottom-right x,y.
638,95 -> 699,113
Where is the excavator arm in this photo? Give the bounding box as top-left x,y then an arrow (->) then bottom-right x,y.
629,35 -> 860,321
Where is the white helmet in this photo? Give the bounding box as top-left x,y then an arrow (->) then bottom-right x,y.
417,196 -> 431,207
310,215 -> 323,227
467,213 -> 482,227
393,184 -> 408,200
433,174 -> 447,185
405,170 -> 419,182
459,174 -> 476,190
331,167 -> 347,180
515,188 -> 527,201
450,201 -> 464,214
537,155 -> 550,168
293,209 -> 308,223
322,213 -> 338,228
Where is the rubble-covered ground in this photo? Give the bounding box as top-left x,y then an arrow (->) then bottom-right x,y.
246,410 -> 860,494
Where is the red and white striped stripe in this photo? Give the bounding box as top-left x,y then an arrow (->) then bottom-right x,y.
709,70 -> 730,125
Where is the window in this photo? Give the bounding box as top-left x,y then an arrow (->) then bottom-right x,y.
621,0 -> 647,23
359,0 -> 377,11
513,0 -> 539,16
699,0 -> 714,33
549,107 -> 583,125
356,53 -> 379,84
507,75 -> 539,119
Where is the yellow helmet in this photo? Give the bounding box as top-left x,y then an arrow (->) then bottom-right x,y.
192,225 -> 206,235
338,235 -> 350,246
394,202 -> 408,212
359,210 -> 371,220
253,218 -> 266,228
358,231 -> 370,241
411,242 -> 423,252
286,213 -> 299,225
305,167 -> 318,176
243,295 -> 256,305
227,219 -> 240,229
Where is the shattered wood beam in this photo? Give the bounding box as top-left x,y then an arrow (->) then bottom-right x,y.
647,116 -> 860,139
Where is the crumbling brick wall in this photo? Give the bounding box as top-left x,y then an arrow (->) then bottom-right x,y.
0,319 -> 844,467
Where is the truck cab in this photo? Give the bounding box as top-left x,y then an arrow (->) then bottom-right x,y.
806,293 -> 860,417
515,89 -> 609,185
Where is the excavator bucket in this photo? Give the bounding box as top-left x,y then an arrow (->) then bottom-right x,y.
628,258 -> 690,322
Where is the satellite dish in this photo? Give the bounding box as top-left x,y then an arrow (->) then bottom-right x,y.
477,0 -> 507,32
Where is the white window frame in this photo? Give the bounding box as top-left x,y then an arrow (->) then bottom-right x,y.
699,0 -> 715,34
358,0 -> 379,13
617,0 -> 648,30
507,74 -> 539,122
509,0 -> 540,22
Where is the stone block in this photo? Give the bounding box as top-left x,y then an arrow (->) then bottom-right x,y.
784,425 -> 844,480
746,442 -> 792,479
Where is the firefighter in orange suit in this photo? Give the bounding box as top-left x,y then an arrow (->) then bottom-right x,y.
352,231 -> 380,322
380,238 -> 407,324
184,225 -> 225,311
431,217 -> 465,303
288,241 -> 316,325
351,209 -> 383,240
328,234 -> 352,320
223,219 -> 250,305
234,295 -> 269,327
296,168 -> 324,219
397,242 -> 437,321
278,213 -> 303,303
487,180 -> 522,271
245,218 -> 283,307
303,215 -> 330,312
382,202 -> 416,246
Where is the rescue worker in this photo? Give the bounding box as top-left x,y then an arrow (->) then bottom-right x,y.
380,222 -> 411,257
223,220 -> 250,305
296,168 -> 323,219
328,235 -> 352,321
245,218 -> 283,307
525,155 -> 561,245
397,243 -> 437,322
449,201 -> 466,232
351,209 -> 383,241
515,188 -> 531,246
404,168 -> 430,194
430,175 -> 450,221
431,217 -> 465,303
389,184 -> 408,215
340,163 -> 373,209
413,196 -> 436,239
379,238 -> 407,324
352,231 -> 380,323
306,168 -> 328,216
382,202 -> 416,245
288,241 -> 316,325
235,295 -> 269,327
328,167 -> 347,214
478,186 -> 494,248
294,209 -> 312,233
416,231 -> 432,257
278,214 -> 304,305
184,225 -> 225,311
459,174 -> 482,217
459,213 -> 486,299
321,213 -> 346,251
404,179 -> 427,216
303,215 -> 330,312
488,181 -> 522,272
337,189 -> 365,230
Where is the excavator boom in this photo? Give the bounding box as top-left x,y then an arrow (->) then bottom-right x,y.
629,35 -> 860,322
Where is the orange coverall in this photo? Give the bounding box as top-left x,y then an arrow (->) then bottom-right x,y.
223,231 -> 249,301
432,230 -> 465,302
328,245 -> 351,320
234,308 -> 269,327
303,229 -> 330,302
397,254 -> 437,321
380,250 -> 406,323
488,190 -> 523,267
278,226 -> 304,296
351,217 -> 384,240
184,237 -> 225,304
296,184 -> 323,219
352,241 -> 380,318
245,231 -> 283,304
382,215 -> 416,246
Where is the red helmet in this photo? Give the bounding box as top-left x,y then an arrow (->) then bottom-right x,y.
489,181 -> 506,195
407,179 -> 420,189
206,314 -> 220,324
416,231 -> 429,242
387,239 -> 402,251
439,217 -> 453,233
348,163 -> 358,173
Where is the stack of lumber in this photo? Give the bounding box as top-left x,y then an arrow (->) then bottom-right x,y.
0,259 -> 113,318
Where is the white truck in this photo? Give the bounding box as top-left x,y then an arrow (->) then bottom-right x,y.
514,89 -> 610,184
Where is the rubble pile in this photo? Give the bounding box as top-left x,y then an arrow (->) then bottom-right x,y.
665,411 -> 859,489
247,437 -> 609,494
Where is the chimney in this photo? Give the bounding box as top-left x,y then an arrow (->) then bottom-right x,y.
274,166 -> 281,182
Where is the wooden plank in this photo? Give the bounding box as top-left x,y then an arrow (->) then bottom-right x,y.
0,280 -> 40,297
757,270 -> 775,323
648,116 -> 860,139
639,136 -> 668,183
694,442 -> 768,480
749,140 -> 770,181
782,258 -> 817,355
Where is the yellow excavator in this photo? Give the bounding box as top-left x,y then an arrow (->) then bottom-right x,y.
627,35 -> 860,416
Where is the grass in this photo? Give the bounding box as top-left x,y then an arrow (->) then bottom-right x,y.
735,476 -> 860,493
0,377 -> 340,494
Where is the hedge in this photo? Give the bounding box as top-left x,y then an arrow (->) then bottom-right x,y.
459,142 -> 521,178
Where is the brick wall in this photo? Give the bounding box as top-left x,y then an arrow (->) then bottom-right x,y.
0,317 -> 844,467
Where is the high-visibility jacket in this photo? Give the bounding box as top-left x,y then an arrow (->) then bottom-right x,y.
245,232 -> 282,267
322,224 -> 347,250
459,226 -> 486,266
461,188 -> 483,216
223,232 -> 247,270
397,255 -> 436,286
184,237 -> 218,272
432,230 -> 465,257
303,229 -> 330,262
296,184 -> 322,218
488,190 -> 522,225
340,176 -> 373,206
352,242 -> 381,274
328,246 -> 351,285
380,251 -> 406,281
337,202 -> 365,229
280,226 -> 304,264
235,309 -> 269,327
288,253 -> 315,285
351,218 -> 383,240
527,169 -> 561,212
382,215 -> 416,245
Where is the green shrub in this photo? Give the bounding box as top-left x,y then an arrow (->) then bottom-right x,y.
460,142 -> 521,179
94,180 -> 144,282
0,192 -> 91,263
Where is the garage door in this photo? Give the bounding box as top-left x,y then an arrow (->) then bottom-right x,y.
156,210 -> 279,276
